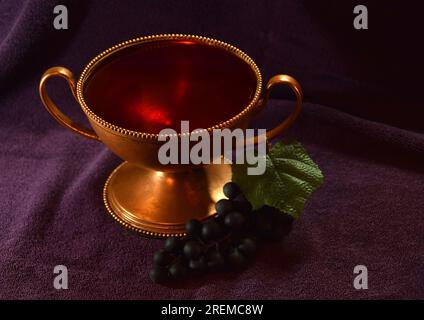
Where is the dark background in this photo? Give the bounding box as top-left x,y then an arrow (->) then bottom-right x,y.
0,0 -> 423,299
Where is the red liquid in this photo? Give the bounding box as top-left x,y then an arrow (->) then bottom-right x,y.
84,40 -> 258,133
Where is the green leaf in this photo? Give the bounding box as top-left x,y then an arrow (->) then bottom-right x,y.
232,141 -> 323,219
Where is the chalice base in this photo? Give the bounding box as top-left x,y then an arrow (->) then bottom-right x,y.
103,162 -> 231,238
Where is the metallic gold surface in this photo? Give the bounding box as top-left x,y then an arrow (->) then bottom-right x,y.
263,75 -> 303,140
39,67 -> 99,140
38,34 -> 304,237
104,162 -> 231,237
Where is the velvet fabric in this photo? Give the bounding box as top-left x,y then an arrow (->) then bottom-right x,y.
0,0 -> 423,299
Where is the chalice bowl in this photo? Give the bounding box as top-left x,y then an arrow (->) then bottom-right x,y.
39,34 -> 302,237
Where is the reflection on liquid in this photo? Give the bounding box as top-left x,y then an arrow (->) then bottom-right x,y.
84,40 -> 257,133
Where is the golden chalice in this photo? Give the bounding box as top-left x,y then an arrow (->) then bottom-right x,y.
39,34 -> 302,237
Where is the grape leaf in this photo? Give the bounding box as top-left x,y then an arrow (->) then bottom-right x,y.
232,141 -> 323,219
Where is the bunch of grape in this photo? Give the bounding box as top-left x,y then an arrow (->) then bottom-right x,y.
149,182 -> 294,283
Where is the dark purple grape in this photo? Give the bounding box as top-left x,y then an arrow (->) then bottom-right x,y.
206,250 -> 225,270
169,262 -> 189,279
150,200 -> 296,283
215,199 -> 233,216
280,217 -> 294,236
271,215 -> 293,240
185,219 -> 202,237
223,182 -> 241,199
153,249 -> 173,266
164,237 -> 183,253
233,194 -> 252,214
238,238 -> 257,258
189,256 -> 207,272
183,240 -> 203,259
201,220 -> 222,241
269,224 -> 285,240
257,206 -> 294,240
149,266 -> 169,283
224,211 -> 245,229
245,209 -> 259,229
258,219 -> 274,239
253,206 -> 275,238
227,248 -> 247,269
214,212 -> 226,225
277,213 -> 295,228
260,205 -> 279,217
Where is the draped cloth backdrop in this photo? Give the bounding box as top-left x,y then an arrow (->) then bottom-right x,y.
0,0 -> 423,299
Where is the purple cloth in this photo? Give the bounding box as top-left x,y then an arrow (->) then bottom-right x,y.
1,0 -> 423,299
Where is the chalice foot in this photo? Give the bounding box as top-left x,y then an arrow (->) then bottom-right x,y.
103,162 -> 231,238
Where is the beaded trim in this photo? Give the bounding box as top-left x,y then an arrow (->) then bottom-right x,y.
76,34 -> 263,140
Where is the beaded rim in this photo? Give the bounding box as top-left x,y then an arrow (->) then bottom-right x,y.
76,34 -> 263,140
103,162 -> 187,238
